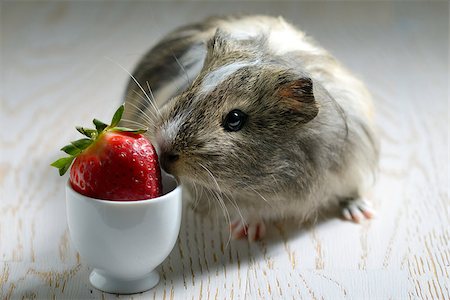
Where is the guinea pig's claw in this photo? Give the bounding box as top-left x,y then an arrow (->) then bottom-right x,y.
230,218 -> 266,241
341,198 -> 375,223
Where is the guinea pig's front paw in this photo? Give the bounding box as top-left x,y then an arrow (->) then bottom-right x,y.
230,217 -> 266,241
340,197 -> 376,223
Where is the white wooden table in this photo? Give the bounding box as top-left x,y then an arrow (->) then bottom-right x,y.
1,2 -> 448,299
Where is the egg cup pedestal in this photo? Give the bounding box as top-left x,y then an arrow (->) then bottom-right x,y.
65,173 -> 182,294
89,269 -> 160,294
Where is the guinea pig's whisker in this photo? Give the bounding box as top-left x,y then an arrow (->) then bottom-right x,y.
171,51 -> 191,85
145,81 -> 163,118
199,163 -> 232,247
121,118 -> 147,127
128,92 -> 158,120
194,182 -> 207,212
188,172 -> 210,213
224,192 -> 247,229
203,187 -> 214,218
244,183 -> 274,209
123,109 -> 157,131
217,192 -> 232,247
123,110 -> 153,127
130,92 -> 157,118
210,187 -> 231,245
104,56 -> 161,118
125,101 -> 155,124
191,182 -> 200,210
205,186 -> 229,242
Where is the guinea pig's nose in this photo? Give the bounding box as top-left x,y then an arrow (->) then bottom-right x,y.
160,151 -> 180,174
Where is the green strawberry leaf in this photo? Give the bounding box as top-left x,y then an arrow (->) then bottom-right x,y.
51,156 -> 73,168
76,126 -> 97,139
71,138 -> 93,150
93,119 -> 108,133
112,127 -> 148,134
59,156 -> 75,176
51,156 -> 75,176
110,104 -> 125,128
61,144 -> 81,155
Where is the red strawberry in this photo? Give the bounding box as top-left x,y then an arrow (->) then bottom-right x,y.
51,105 -> 162,200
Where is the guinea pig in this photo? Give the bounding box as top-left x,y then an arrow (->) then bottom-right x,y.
121,15 -> 379,241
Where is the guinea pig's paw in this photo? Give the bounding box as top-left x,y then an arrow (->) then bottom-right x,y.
230,218 -> 266,241
340,198 -> 375,223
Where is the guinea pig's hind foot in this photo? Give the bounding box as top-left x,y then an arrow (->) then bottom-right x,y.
230,217 -> 266,241
340,198 -> 375,223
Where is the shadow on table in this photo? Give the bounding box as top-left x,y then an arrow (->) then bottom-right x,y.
158,201 -> 342,287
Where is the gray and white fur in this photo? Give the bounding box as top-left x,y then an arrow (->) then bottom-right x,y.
122,15 -> 379,241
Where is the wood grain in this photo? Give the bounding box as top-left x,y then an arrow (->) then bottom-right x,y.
1,1 -> 448,299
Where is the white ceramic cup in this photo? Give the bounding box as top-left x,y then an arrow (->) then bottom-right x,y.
66,173 -> 182,294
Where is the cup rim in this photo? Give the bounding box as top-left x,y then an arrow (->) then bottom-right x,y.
66,174 -> 181,206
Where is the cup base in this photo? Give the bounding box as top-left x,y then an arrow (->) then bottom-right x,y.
89,269 -> 160,294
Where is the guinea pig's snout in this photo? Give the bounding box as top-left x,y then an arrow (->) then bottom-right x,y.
156,119 -> 183,174
159,150 -> 180,174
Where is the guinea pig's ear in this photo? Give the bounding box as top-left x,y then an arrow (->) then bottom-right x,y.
277,78 -> 319,123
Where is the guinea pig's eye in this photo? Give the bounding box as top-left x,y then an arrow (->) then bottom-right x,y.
223,109 -> 248,132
